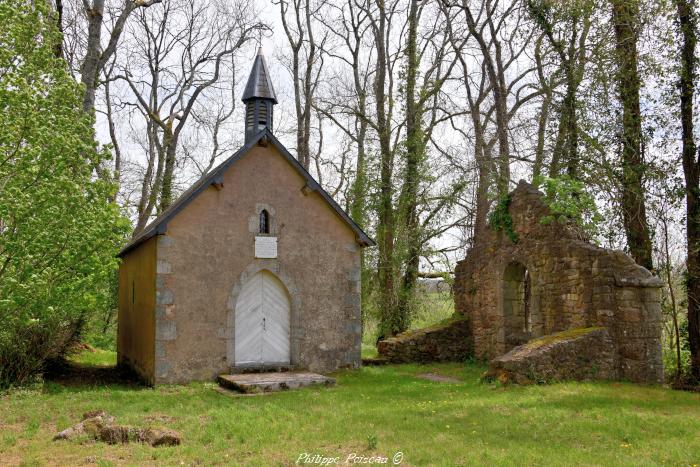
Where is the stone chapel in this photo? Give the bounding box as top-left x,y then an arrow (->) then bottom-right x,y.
117,50 -> 374,385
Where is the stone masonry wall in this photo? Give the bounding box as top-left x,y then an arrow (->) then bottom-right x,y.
377,317 -> 472,363
453,181 -> 663,383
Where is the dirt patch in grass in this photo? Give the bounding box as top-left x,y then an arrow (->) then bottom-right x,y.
0,453 -> 22,465
43,359 -> 142,387
416,373 -> 461,383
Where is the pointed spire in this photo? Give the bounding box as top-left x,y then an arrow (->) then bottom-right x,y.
242,48 -> 277,104
242,49 -> 277,142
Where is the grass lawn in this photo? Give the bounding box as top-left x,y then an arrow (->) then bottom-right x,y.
1,351 -> 700,466
69,348 -> 120,367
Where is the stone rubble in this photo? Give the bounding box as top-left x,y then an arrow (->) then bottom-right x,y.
483,327 -> 616,384
53,411 -> 181,447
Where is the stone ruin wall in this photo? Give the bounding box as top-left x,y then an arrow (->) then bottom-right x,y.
453,181 -> 663,383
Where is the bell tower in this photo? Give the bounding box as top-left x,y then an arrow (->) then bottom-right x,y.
242,48 -> 277,142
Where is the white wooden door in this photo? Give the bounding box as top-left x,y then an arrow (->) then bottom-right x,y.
234,272 -> 263,365
234,271 -> 290,366
260,272 -> 291,363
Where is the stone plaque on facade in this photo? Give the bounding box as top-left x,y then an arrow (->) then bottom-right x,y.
255,236 -> 278,258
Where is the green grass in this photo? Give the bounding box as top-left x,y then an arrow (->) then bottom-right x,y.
1,353 -> 700,465
361,343 -> 379,359
409,291 -> 455,330
69,348 -> 117,367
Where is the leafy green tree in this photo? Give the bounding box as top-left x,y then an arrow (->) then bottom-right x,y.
675,0 -> 700,382
0,0 -> 129,388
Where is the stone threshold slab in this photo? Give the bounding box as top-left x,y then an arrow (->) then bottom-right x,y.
217,372 -> 336,394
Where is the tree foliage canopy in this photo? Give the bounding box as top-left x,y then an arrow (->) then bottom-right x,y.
0,0 -> 129,388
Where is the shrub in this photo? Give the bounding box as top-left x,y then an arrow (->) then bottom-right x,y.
0,0 -> 129,387
488,194 -> 518,243
535,175 -> 602,238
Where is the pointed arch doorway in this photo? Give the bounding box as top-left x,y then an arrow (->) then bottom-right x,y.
234,270 -> 291,366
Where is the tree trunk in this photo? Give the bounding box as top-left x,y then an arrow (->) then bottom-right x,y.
661,213 -> 682,381
549,101 -> 568,177
530,6 -> 591,180
611,0 -> 653,271
292,40 -> 306,168
278,0 -> 313,170
135,121 -> 165,234
563,67 -> 579,178
533,94 -> 551,180
158,127 -> 177,212
80,0 -> 161,116
468,78 -> 490,242
533,35 -> 550,180
474,131 -> 490,241
351,110 -> 369,332
564,23 -> 579,178
53,0 -> 64,59
349,94 -> 368,229
80,0 -> 105,114
396,0 -> 422,333
301,0 -> 316,170
374,0 -> 397,341
677,0 -> 700,381
104,77 -> 121,201
542,27 -> 579,179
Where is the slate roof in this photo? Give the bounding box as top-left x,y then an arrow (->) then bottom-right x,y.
118,129 -> 375,257
242,48 -> 277,104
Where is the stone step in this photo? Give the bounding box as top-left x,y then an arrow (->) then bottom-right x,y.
217,372 -> 336,394
229,364 -> 295,374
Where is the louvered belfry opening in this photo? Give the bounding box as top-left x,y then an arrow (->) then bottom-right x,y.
242,48 -> 278,143
244,101 -> 273,139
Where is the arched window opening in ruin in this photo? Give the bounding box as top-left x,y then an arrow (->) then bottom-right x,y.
503,262 -> 536,350
259,210 -> 270,234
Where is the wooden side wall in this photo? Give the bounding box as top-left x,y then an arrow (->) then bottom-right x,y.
117,236 -> 156,384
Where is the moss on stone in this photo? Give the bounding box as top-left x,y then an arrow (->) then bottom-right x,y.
524,327 -> 605,350
395,314 -> 468,339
